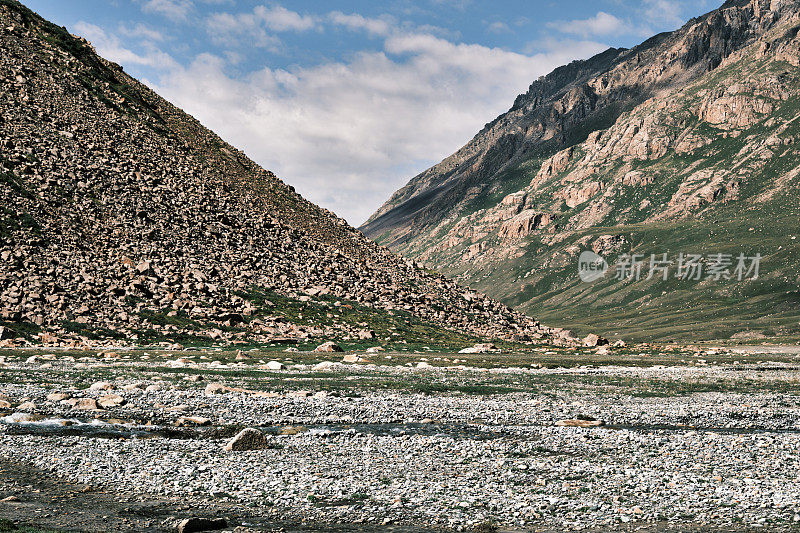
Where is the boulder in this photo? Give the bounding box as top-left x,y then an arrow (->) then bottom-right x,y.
176,517 -> 227,533
74,398 -> 100,410
98,394 -> 125,408
583,334 -> 609,347
314,342 -> 344,353
224,428 -> 269,451
204,383 -> 227,395
264,361 -> 285,370
175,416 -> 211,427
46,392 -> 71,402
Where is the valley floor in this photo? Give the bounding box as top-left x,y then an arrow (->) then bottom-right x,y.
1,345 -> 800,532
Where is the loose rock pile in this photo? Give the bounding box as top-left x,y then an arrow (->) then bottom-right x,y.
0,1 -> 562,348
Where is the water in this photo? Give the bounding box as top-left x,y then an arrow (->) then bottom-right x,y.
0,414 -> 512,441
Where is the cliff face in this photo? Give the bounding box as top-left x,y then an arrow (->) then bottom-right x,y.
362,0 -> 800,342
0,0 -> 563,348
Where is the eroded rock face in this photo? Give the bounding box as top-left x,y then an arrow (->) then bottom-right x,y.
0,1 -> 559,347
498,210 -> 558,240
697,80 -> 786,129
362,0 -> 786,248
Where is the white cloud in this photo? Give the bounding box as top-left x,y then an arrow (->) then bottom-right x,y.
74,21 -> 178,69
255,5 -> 317,32
486,21 -> 512,34
205,5 -> 317,50
329,12 -> 392,37
549,12 -> 629,39
430,0 -> 472,9
205,11 -> 281,49
139,0 -> 193,22
118,22 -> 167,42
153,31 -> 604,224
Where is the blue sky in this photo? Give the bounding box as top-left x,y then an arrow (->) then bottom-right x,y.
24,0 -> 718,224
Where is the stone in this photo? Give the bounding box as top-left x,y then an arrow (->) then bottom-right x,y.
74,398 -> 100,411
89,381 -> 113,391
264,361 -> 285,370
204,383 -> 227,395
358,329 -> 375,340
16,401 -> 35,411
312,361 -> 336,370
98,394 -> 125,408
175,416 -> 211,427
583,334 -> 609,347
315,342 -> 344,353
176,517 -> 227,533
0,496 -> 20,502
46,392 -> 71,402
224,428 -> 269,451
0,400 -> 11,409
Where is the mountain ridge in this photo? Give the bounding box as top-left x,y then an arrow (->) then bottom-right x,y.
361,0 -> 800,342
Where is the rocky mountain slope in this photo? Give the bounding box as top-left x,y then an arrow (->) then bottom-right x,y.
0,0 -> 563,349
362,0 -> 800,342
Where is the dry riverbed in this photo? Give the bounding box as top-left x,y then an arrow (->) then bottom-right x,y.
1,345 -> 800,532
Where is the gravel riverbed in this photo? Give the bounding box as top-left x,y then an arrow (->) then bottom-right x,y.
1,350 -> 800,531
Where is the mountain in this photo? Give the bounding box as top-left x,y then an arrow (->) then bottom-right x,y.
362,0 -> 800,343
0,0 -> 564,350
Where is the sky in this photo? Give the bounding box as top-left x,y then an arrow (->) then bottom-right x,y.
24,0 -> 719,225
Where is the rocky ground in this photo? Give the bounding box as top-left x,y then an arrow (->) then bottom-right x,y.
1,344 -> 800,532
